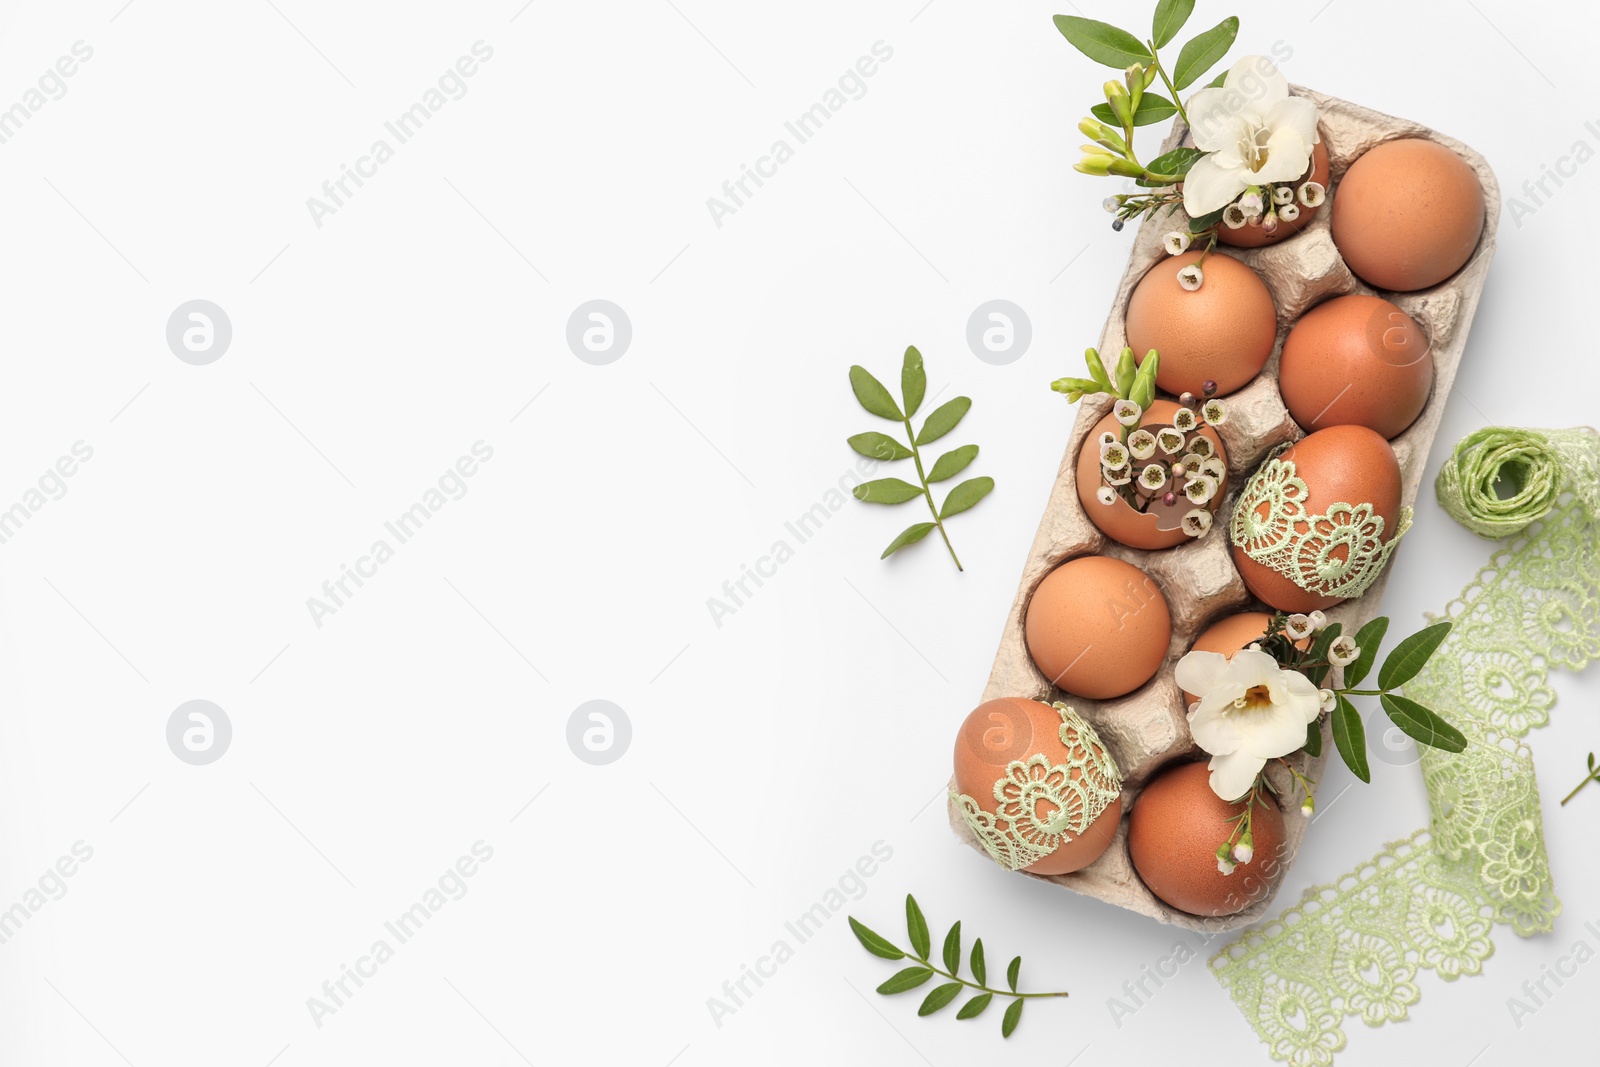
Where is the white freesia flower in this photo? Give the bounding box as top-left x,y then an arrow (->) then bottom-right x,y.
1096,486 -> 1117,506
1114,399 -> 1143,426
1181,508 -> 1212,537
1175,648 -> 1323,801
1163,231 -> 1192,255
1280,202 -> 1301,222
1177,263 -> 1204,291
1318,688 -> 1336,714
1181,57 -> 1321,217
1308,610 -> 1328,631
1284,614 -> 1314,641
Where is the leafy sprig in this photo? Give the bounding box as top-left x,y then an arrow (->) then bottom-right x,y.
1561,753 -> 1599,806
847,347 -> 993,570
1257,614 -> 1465,789
850,895 -> 1067,1039
1055,2 -> 1240,201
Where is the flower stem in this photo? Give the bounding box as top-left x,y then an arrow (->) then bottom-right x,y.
1147,47 -> 1191,128
904,416 -> 962,571
907,956 -> 1068,999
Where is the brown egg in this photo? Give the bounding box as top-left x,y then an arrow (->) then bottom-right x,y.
1128,761 -> 1286,916
1075,399 -> 1228,550
1278,294 -> 1433,439
1219,139 -> 1330,248
1230,425 -> 1403,613
1125,250 -> 1277,397
1331,138 -> 1485,291
1025,556 -> 1171,699
953,697 -> 1123,875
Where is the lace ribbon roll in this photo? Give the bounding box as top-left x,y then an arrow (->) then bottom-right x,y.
1434,427 -> 1563,539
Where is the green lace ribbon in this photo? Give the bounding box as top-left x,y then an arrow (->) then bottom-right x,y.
951,703 -> 1122,871
1434,427 -> 1565,539
1211,427 -> 1600,1065
1231,449 -> 1414,601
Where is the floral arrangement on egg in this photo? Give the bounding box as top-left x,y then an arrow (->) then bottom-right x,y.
1056,5 -> 1327,289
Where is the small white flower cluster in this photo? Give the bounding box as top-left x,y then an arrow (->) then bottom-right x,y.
1094,397 -> 1230,537
1217,179 -> 1325,236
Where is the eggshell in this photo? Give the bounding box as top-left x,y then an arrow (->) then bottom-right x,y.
1331,138 -> 1485,291
1025,556 -> 1171,699
1125,250 -> 1277,397
1230,425 -> 1403,613
1075,400 -> 1228,550
1278,294 -> 1433,439
953,697 -> 1123,875
1127,761 -> 1286,917
1218,139 -> 1330,248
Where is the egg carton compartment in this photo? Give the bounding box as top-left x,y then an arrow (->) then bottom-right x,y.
948,87 -> 1500,932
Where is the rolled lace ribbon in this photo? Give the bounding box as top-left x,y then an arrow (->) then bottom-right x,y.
1434,427 -> 1563,538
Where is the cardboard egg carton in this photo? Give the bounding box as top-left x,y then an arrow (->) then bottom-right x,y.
948,87 -> 1500,931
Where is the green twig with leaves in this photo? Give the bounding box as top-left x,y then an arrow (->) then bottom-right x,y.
850,895 -> 1066,1039
847,347 -> 993,570
1265,614 -> 1466,788
1055,2 -> 1241,234
1561,753 -> 1599,806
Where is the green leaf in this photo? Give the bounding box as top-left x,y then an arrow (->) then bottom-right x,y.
1304,717 -> 1323,758
1151,0 -> 1195,47
927,444 -> 978,483
876,966 -> 935,995
1145,146 -> 1204,179
957,992 -> 993,1020
915,397 -> 971,446
918,982 -> 963,1016
942,922 -> 961,976
905,895 -> 930,959
1002,997 -> 1024,1037
1205,69 -> 1228,88
939,477 -> 994,520
846,432 -> 911,462
849,917 -> 905,960
1171,16 -> 1239,90
1187,207 -> 1225,233
970,939 -> 987,986
901,346 -> 926,419
1304,623 -> 1342,688
1051,15 -> 1152,68
1378,622 -> 1452,690
881,522 -> 936,559
849,365 -> 902,420
1331,695 -> 1371,783
853,478 -> 923,505
1344,617 -> 1390,688
1091,93 -> 1177,128
1381,694 -> 1468,753
1007,956 -> 1020,993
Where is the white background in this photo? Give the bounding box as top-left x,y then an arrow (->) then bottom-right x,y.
0,1 -> 1595,1064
